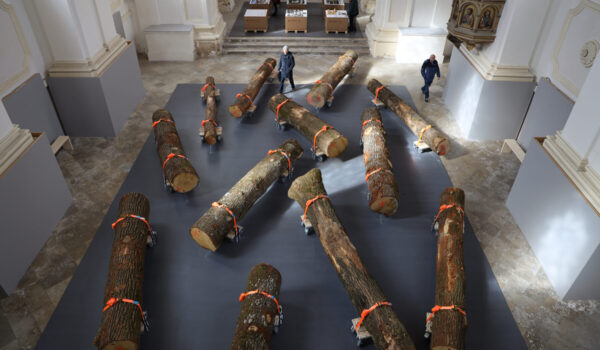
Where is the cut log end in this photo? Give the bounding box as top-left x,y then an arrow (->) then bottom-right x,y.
190,227 -> 218,252
306,93 -> 324,109
326,135 -> 348,158
204,133 -> 217,145
435,140 -> 451,156
369,197 -> 398,216
229,105 -> 243,118
102,341 -> 138,350
172,173 -> 200,193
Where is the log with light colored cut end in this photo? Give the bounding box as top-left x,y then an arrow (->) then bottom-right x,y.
268,93 -> 348,158
306,50 -> 358,109
366,79 -> 450,155
288,169 -> 415,350
430,187 -> 467,350
361,107 -> 399,216
202,76 -> 219,145
229,58 -> 277,118
152,109 -> 199,192
190,139 -> 304,251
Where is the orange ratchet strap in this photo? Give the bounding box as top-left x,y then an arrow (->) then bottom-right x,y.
416,125 -> 432,146
276,99 -> 290,122
426,305 -> 466,325
260,61 -> 275,71
434,204 -> 464,224
365,168 -> 392,182
268,149 -> 292,174
313,126 -> 331,152
201,119 -> 217,128
111,214 -> 151,233
103,297 -> 146,320
373,85 -> 385,104
201,83 -> 215,93
339,54 -> 355,66
236,93 -> 255,108
302,194 -> 328,225
354,301 -> 392,331
212,202 -> 239,236
315,80 -> 334,95
239,290 -> 282,314
362,118 -> 383,131
162,153 -> 187,170
152,118 -> 175,129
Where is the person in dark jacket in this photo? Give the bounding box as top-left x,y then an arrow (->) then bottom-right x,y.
278,46 -> 296,93
272,0 -> 280,16
420,54 -> 440,102
347,0 -> 359,32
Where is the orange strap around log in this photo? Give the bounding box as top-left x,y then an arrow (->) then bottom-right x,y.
339,54 -> 355,66
373,85 -> 385,104
152,118 -> 175,129
303,194 -> 329,225
236,93 -> 255,108
111,214 -> 151,233
365,168 -> 392,182
315,80 -> 334,95
212,202 -> 239,236
239,290 -> 282,314
201,83 -> 215,93
354,301 -> 392,331
162,153 -> 187,170
434,204 -> 464,224
201,119 -> 217,128
361,118 -> 383,131
103,297 -> 146,321
426,304 -> 466,325
416,125 -> 432,146
276,99 -> 290,122
313,126 -> 332,152
260,61 -> 275,72
268,149 -> 292,174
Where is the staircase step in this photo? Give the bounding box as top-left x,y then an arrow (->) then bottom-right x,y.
223,41 -> 369,48
222,46 -> 371,55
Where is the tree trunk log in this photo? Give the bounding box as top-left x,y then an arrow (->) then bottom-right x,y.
288,169 -> 415,350
94,192 -> 150,350
202,76 -> 219,145
431,188 -> 467,350
306,50 -> 358,109
361,107 -> 399,216
190,139 -> 304,251
268,93 -> 348,158
230,263 -> 282,350
229,58 -> 277,118
152,109 -> 199,193
366,79 -> 450,155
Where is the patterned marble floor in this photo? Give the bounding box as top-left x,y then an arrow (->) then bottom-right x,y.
0,52 -> 598,350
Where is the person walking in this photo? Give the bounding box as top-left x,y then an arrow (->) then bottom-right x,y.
278,45 -> 296,93
348,0 -> 359,32
272,0 -> 280,16
420,54 -> 440,102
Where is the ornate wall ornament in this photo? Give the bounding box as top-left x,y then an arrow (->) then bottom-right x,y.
580,40 -> 599,68
447,0 -> 506,50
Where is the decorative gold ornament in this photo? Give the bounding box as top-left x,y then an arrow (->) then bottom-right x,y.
447,0 -> 506,50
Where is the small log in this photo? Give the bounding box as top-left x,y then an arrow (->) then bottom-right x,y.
366,79 -> 450,155
268,93 -> 348,159
431,188 -> 467,350
361,108 -> 399,216
230,263 -> 282,350
94,193 -> 150,350
190,139 -> 304,251
202,76 -> 219,145
306,50 -> 358,109
152,109 -> 199,193
288,169 -> 415,350
229,58 -> 277,118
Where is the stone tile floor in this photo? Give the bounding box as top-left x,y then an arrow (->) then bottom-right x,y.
0,53 -> 598,349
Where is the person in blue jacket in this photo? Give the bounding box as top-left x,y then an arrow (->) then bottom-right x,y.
278,45 -> 296,93
421,54 -> 440,102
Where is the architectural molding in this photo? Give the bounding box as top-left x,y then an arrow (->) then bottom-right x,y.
0,125 -> 34,177
544,132 -> 600,215
459,44 -> 535,82
47,36 -> 128,78
551,0 -> 600,97
0,1 -> 32,96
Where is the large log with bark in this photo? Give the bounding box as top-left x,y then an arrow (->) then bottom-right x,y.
94,192 -> 150,350
288,169 -> 415,350
229,58 -> 277,118
366,79 -> 450,156
152,109 -> 199,193
306,50 -> 358,109
201,76 -> 219,145
231,263 -> 282,350
268,93 -> 348,159
430,188 -> 467,350
190,139 -> 304,251
361,107 -> 399,216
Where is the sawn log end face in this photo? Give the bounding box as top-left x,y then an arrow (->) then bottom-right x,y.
229,104 -> 243,118
189,226 -> 218,252
278,138 -> 304,161
325,134 -> 348,158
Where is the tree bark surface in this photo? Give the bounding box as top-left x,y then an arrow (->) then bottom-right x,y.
152,109 -> 199,192
190,139 -> 304,251
230,263 -> 282,350
288,169 -> 415,350
431,188 -> 467,350
306,50 -> 359,109
361,107 -> 399,216
94,193 -> 150,350
269,93 -> 348,158
202,76 -> 219,145
366,79 -> 450,155
229,58 -> 277,118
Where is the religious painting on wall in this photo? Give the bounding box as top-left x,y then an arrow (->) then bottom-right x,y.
447,0 -> 505,50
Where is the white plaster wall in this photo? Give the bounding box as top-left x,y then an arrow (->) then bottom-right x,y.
411,0 -> 451,28
157,0 -> 186,24
72,0 -> 105,57
33,0 -> 87,61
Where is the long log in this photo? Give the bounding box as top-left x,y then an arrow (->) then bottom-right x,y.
190,139 -> 304,251
288,169 -> 415,350
306,50 -> 358,109
152,109 -> 199,193
366,79 -> 450,155
231,263 -> 282,350
202,76 -> 219,145
268,93 -> 348,159
94,193 -> 150,350
229,58 -> 277,118
361,107 -> 399,216
430,188 -> 467,350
